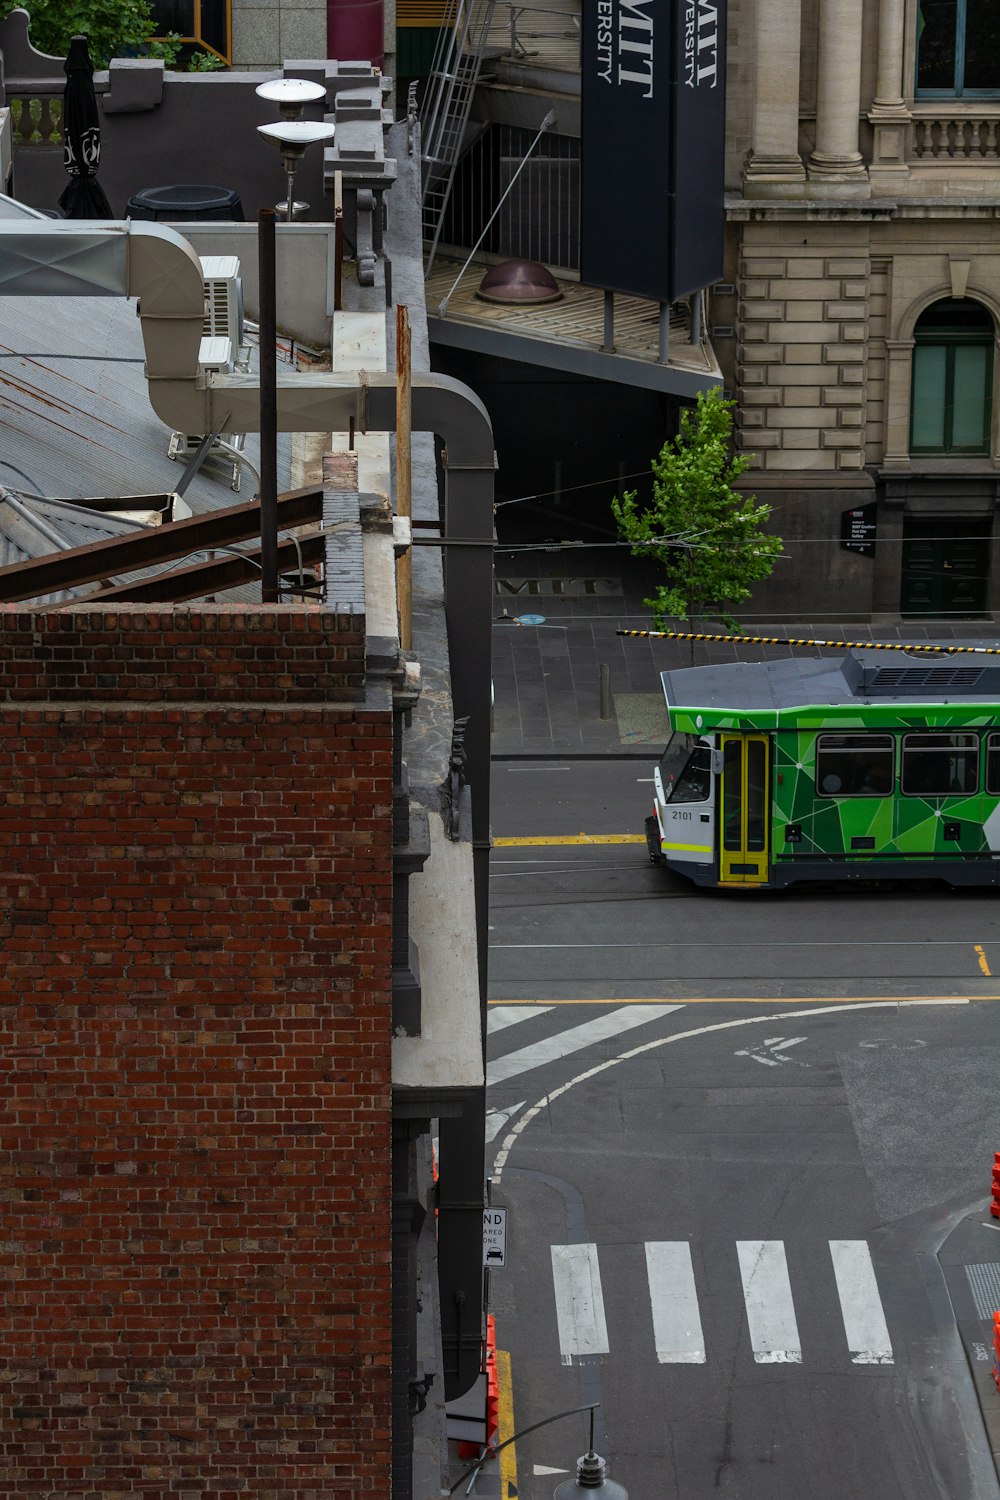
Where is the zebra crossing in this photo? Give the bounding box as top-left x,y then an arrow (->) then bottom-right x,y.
487,1002 -> 682,1087
550,1238 -> 894,1368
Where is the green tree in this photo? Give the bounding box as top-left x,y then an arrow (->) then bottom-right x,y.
5,1 -> 225,67
7,0 -> 158,64
612,387 -> 782,628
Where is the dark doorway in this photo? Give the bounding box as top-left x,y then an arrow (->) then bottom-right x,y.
900,514 -> 990,616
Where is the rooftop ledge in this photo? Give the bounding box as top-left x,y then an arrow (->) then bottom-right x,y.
425,254 -> 721,397
392,811 -> 485,1093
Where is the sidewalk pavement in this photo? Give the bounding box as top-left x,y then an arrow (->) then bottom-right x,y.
939,1205 -> 1000,1479
490,565 -> 1000,757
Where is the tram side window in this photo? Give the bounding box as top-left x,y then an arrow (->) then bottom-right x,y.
815,733 -> 894,796
987,733 -> 1000,794
901,732 -> 979,796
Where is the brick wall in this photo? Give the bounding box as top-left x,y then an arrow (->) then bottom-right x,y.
0,608 -> 394,1496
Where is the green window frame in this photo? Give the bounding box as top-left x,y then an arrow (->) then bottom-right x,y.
910,299 -> 994,456
916,0 -> 1000,97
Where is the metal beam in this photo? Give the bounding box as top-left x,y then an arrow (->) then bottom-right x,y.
0,487 -> 324,603
82,531 -> 327,603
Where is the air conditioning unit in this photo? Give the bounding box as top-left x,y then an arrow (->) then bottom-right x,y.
166,260 -> 250,491
197,334 -> 234,376
199,255 -> 244,353
168,332 -> 246,491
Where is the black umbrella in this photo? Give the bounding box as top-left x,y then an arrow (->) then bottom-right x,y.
58,34 -> 113,218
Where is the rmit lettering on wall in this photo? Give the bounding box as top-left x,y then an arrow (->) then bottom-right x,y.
581,0 -> 727,302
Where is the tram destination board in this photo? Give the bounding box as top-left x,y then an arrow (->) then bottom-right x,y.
841,502 -> 877,556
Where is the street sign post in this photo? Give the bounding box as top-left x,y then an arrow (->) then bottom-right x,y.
483,1207 -> 508,1268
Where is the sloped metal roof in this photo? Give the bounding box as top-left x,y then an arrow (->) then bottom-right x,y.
0,487 -> 161,604
0,288 -> 295,602
0,292 -> 290,511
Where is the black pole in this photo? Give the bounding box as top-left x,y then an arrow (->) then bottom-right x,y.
258,208 -> 279,603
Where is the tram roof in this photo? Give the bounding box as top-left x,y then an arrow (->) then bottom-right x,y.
660,650 -> 1000,732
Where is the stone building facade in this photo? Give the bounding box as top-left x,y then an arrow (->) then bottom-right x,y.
722,0 -> 1000,620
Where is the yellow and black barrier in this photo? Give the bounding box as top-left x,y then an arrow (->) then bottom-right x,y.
616,628 -> 1000,656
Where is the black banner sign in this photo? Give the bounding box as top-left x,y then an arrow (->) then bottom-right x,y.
841,502 -> 878,556
670,0 -> 726,300
580,0 -> 727,303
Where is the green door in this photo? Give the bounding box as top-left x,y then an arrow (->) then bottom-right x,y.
901,517 -> 988,616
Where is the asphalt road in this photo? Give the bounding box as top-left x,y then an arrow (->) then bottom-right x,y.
486,757 -> 1000,1500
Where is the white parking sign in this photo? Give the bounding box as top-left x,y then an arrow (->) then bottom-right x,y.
483,1207 -> 508,1268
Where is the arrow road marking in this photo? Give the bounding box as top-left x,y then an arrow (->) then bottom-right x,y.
734,1035 -> 808,1067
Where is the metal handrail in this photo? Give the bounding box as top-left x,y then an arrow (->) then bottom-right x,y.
501,2 -> 581,62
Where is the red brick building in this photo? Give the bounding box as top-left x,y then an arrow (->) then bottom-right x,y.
0,606 -> 396,1495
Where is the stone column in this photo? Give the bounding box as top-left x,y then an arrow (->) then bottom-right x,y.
873,0 -> 905,108
868,0 -> 911,188
742,0 -> 806,194
882,339 -> 915,468
809,0 -> 868,187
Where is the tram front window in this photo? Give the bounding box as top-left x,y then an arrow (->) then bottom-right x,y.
658,733 -> 712,804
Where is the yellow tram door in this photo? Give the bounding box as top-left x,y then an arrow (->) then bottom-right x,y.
719,734 -> 771,886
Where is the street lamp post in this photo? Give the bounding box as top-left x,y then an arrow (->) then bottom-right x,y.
552,1411 -> 629,1499
254,106 -> 335,600
257,120 -> 337,225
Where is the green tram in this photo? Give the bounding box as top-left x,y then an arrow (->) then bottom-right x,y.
645,650 -> 1000,889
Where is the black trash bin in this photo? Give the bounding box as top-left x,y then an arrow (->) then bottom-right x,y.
126,184 -> 244,222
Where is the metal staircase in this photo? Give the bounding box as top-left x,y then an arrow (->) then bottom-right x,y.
420,0 -> 497,271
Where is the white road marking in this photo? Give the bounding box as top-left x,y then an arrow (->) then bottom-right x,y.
645,1242 -> 705,1363
485,1102 -> 525,1143
491,1000 -> 968,1185
534,1466 -> 570,1476
503,765 -> 572,772
737,1241 -> 802,1364
488,1004 -> 552,1034
829,1240 -> 894,1365
551,1244 -> 609,1365
735,1035 -> 808,1067
487,1004 -> 682,1087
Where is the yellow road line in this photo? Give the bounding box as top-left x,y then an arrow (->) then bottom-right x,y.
976,944 -> 992,977
494,833 -> 646,846
488,994 -> 992,1005
495,1348 -> 517,1500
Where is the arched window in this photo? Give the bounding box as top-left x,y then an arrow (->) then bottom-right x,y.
910,299 -> 994,455
917,1 -> 1000,96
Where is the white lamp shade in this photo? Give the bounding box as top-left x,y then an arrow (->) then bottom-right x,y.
257,121 -> 337,147
256,78 -> 327,106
